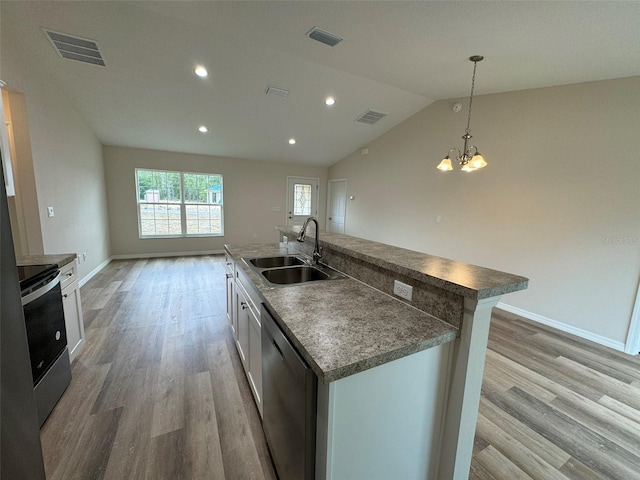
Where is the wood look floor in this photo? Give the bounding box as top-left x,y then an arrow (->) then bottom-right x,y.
471,311 -> 640,480
40,256 -> 640,479
41,256 -> 277,480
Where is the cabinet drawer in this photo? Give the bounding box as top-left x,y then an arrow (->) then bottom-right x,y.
236,267 -> 260,320
225,254 -> 234,275
59,261 -> 78,290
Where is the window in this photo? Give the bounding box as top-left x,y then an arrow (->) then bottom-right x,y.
136,168 -> 223,237
293,183 -> 312,216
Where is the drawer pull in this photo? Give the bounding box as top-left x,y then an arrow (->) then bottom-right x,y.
241,302 -> 249,310
66,272 -> 73,277
63,294 -> 68,298
226,273 -> 232,279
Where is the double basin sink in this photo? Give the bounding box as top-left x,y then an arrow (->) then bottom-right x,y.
244,254 -> 347,287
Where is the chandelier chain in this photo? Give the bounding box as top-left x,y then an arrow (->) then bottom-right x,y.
465,60 -> 478,135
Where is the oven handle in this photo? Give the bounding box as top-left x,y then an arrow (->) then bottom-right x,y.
21,272 -> 62,306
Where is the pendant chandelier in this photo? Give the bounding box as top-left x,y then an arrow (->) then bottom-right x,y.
437,55 -> 487,172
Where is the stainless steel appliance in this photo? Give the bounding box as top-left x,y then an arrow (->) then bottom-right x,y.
18,263 -> 71,427
0,153 -> 47,478
261,304 -> 317,480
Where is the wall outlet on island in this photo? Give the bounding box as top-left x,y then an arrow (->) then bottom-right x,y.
393,280 -> 413,301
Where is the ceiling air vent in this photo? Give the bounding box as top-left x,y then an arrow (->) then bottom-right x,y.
43,29 -> 106,66
307,27 -> 343,47
265,85 -> 289,99
356,110 -> 387,125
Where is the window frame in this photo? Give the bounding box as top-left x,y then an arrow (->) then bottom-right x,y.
135,168 -> 224,239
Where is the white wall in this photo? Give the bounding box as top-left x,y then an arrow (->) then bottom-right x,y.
329,77 -> 640,347
103,146 -> 328,257
1,25 -> 111,280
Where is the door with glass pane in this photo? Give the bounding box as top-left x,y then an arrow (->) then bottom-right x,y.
286,177 -> 319,227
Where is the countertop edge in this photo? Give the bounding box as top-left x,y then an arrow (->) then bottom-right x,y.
17,253 -> 77,269
320,329 -> 458,383
276,225 -> 529,300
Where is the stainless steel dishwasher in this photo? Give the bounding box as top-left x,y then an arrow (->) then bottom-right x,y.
261,304 -> 317,480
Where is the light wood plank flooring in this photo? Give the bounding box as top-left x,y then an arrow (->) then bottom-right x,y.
41,256 -> 276,480
472,311 -> 640,479
41,256 -> 640,479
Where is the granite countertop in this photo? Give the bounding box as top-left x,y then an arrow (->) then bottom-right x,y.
278,226 -> 529,300
225,243 -> 458,384
17,253 -> 76,268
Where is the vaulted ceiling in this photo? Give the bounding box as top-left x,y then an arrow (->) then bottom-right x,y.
2,1 -> 638,166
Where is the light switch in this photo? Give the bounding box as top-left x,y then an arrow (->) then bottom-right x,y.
47,206 -> 55,217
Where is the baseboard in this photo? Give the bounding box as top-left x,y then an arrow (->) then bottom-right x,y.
110,250 -> 224,260
79,257 -> 112,288
496,302 -> 626,353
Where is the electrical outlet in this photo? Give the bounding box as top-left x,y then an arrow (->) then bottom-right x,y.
47,206 -> 55,217
393,280 -> 413,301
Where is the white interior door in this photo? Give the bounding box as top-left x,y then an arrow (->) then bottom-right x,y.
286,176 -> 319,227
327,179 -> 346,233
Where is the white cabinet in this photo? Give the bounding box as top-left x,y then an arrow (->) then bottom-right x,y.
232,263 -> 263,417
225,255 -> 236,338
235,286 -> 250,368
60,260 -> 85,362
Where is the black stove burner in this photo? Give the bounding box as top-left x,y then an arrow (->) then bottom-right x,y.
17,264 -> 58,295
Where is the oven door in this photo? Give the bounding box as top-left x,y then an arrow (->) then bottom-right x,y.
22,272 -> 67,385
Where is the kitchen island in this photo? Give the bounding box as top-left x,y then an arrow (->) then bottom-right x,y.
225,229 -> 527,480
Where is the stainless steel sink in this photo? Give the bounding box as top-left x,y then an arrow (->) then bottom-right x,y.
249,256 -> 305,268
262,265 -> 330,284
243,255 -> 347,287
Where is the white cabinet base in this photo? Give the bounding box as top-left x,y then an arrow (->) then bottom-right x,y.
316,341 -> 452,480
60,260 -> 85,362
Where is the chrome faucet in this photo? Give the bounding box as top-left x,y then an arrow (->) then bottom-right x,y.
297,216 -> 323,264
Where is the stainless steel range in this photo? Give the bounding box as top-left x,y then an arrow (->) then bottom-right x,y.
18,264 -> 71,427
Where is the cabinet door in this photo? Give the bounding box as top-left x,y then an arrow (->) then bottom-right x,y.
62,282 -> 84,361
226,273 -> 236,337
248,308 -> 262,416
235,288 -> 250,369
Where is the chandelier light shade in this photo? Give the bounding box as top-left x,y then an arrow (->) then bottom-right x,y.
437,55 -> 488,172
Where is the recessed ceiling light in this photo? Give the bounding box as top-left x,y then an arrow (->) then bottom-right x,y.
325,96 -> 335,106
198,126 -> 208,133
194,66 -> 208,77
288,138 -> 296,145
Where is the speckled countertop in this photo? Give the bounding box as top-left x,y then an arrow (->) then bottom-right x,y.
225,243 -> 458,384
17,253 -> 76,268
278,226 -> 528,300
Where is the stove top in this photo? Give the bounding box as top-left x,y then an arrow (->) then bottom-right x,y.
17,264 -> 58,294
